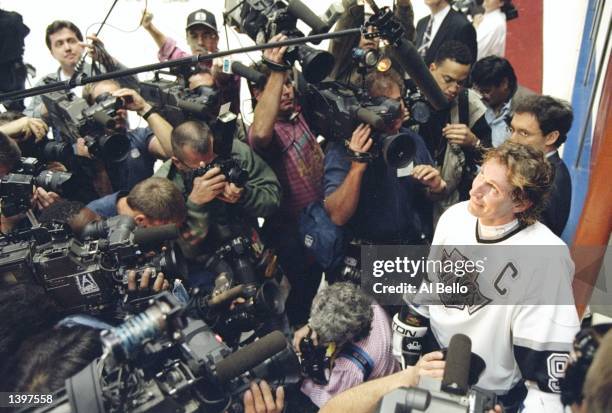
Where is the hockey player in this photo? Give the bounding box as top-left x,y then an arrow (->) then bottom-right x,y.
391,141 -> 580,413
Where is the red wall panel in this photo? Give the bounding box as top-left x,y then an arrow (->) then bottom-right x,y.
505,0 -> 544,93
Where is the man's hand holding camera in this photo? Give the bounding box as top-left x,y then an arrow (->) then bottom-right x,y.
126,268 -> 170,297
0,117 -> 49,143
111,88 -> 152,118
263,33 -> 289,68
187,164 -> 226,205
349,123 -> 373,172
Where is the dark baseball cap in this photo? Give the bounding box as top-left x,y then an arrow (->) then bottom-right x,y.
186,9 -> 217,33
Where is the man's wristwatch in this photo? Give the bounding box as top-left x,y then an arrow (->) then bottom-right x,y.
141,106 -> 159,121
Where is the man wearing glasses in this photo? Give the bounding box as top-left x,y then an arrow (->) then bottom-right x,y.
508,95 -> 573,236
142,9 -> 240,112
415,40 -> 492,226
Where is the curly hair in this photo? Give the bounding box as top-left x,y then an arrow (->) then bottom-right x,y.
483,141 -> 554,226
309,282 -> 373,345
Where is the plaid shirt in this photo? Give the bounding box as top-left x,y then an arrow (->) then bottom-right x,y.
248,114 -> 324,220
300,304 -> 399,407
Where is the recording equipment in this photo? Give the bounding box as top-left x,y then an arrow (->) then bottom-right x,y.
222,59 -> 267,89
560,314 -> 612,407
300,81 -> 416,168
23,293 -> 300,413
392,305 -> 429,369
0,215 -> 187,318
298,334 -> 333,385
404,80 -> 432,125
0,157 -> 76,216
190,158 -> 249,188
223,0 -> 335,83
140,72 -> 221,125
363,1 -> 448,111
194,225 -> 285,345
41,90 -> 130,162
352,47 -> 381,69
375,334 -> 496,413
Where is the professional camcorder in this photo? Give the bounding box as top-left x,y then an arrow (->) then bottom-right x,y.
140,72 -> 220,125
41,90 -> 130,162
376,334 -> 497,413
21,292 -> 300,413
224,0 -> 335,83
0,156 -> 76,216
301,81 -> 416,168
0,215 -> 186,318
193,223 -> 285,346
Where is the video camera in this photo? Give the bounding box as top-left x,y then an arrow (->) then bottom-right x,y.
41,90 -> 130,162
376,334 -> 497,413
0,215 -> 187,318
301,81 -> 415,168
0,157 -> 76,217
22,292 -> 300,413
140,72 -> 220,125
224,0 -> 335,83
193,223 -> 285,346
404,79 -> 432,126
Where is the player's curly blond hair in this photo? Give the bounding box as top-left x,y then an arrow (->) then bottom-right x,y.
483,141 -> 554,226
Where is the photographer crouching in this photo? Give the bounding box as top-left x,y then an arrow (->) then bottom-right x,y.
288,282 -> 398,412
323,69 -> 446,284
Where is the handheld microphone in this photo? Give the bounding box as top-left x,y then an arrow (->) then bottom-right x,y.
441,334 -> 472,395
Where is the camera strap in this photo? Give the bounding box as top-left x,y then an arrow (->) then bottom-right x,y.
338,343 -> 375,381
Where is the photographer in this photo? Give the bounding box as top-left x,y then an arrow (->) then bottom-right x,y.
68,79 -> 173,201
393,142 -> 579,412
247,34 -> 325,326
471,56 -> 534,147
324,69 -> 445,281
155,120 -> 280,270
290,282 -> 398,410
24,20 -> 138,119
0,131 -> 59,232
417,40 -> 491,225
142,9 -> 240,113
329,0 -> 415,87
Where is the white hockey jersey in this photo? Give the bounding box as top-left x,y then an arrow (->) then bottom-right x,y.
405,202 -> 580,412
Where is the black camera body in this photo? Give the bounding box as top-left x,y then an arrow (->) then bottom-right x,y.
41,90 -> 130,162
140,74 -> 220,125
299,335 -> 332,385
224,0 -> 335,83
0,216 -> 186,317
191,158 -> 249,189
301,81 -> 415,168
0,157 -> 75,216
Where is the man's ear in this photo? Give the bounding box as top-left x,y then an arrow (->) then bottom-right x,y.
512,198 -> 532,215
429,62 -> 437,72
544,130 -> 560,147
171,156 -> 181,168
134,214 -> 147,227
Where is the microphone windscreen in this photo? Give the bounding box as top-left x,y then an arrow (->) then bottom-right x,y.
133,224 -> 179,248
231,62 -> 266,88
392,40 -> 448,111
287,0 -> 328,33
215,331 -> 287,383
441,333 -> 471,395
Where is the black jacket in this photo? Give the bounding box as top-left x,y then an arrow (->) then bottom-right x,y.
416,8 -> 477,65
541,151 -> 572,237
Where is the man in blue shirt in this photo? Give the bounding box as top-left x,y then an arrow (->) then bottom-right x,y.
323,69 -> 446,282
71,79 -> 174,202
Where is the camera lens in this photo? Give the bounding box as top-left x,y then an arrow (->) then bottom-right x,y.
98,132 -> 130,162
381,133 -> 415,169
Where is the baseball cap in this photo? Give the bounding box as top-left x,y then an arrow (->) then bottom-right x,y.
186,9 -> 217,33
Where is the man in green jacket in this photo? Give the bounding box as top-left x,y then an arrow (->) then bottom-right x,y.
155,120 -> 281,262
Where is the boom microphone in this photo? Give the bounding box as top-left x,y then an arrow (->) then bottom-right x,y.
441,334 -> 472,396
215,331 -> 287,383
287,0 -> 328,34
230,61 -> 266,88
